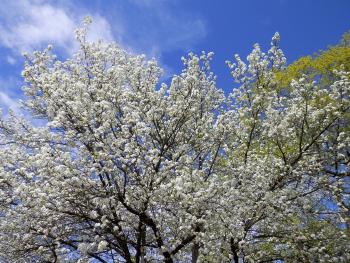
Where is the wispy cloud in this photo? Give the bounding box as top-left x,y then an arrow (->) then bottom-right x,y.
0,0 -> 206,59
0,0 -> 207,112
0,91 -> 19,113
117,0 -> 207,57
0,77 -> 21,114
0,0 -> 114,57
6,56 -> 16,65
105,0 -> 207,78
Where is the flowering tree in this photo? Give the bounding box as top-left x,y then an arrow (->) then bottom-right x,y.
0,20 -> 349,262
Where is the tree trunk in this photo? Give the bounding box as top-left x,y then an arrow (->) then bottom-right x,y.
191,242 -> 200,263
230,238 -> 239,263
136,221 -> 146,263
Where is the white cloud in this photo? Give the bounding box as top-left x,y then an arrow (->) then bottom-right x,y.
0,0 -> 114,55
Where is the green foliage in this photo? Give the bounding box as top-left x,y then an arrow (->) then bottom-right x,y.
275,32 -> 350,87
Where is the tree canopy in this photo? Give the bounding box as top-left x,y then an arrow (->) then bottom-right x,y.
0,20 -> 349,262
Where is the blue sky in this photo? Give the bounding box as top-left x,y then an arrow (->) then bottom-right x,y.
0,0 -> 349,114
